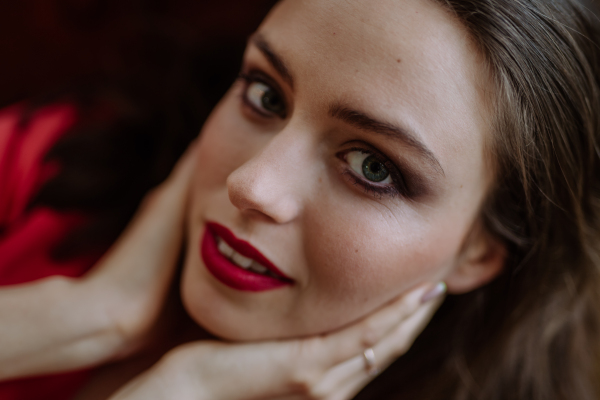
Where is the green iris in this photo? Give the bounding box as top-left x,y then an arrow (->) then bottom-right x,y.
362,155 -> 389,182
261,88 -> 285,115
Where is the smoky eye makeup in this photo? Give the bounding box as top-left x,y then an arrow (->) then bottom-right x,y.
337,146 -> 407,198
337,141 -> 435,201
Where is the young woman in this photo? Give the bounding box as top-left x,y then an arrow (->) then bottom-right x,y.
1,0 -> 599,399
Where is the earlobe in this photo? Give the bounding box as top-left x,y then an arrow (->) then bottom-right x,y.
444,228 -> 506,295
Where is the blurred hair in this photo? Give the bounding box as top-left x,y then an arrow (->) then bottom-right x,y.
359,1 -> 600,399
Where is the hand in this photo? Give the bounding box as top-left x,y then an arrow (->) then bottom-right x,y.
81,140 -> 198,357
0,141 -> 197,380
108,282 -> 446,400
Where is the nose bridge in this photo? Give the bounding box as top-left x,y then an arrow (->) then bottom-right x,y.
227,122 -> 313,223
257,123 -> 309,179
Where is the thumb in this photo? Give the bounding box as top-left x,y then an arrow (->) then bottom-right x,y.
139,138 -> 198,224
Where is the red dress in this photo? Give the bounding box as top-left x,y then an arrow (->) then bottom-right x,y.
0,104 -> 101,400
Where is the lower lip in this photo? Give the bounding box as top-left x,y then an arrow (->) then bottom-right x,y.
200,226 -> 292,292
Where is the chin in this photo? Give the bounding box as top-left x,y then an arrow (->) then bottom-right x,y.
179,276 -> 288,342
185,309 -> 255,342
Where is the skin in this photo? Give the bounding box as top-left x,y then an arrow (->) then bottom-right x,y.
181,0 -> 497,341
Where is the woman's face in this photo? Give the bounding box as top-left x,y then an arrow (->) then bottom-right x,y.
182,0 -> 493,340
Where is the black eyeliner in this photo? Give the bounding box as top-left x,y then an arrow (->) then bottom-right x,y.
339,146 -> 411,199
238,69 -> 288,119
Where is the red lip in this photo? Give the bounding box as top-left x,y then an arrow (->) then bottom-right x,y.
200,222 -> 294,292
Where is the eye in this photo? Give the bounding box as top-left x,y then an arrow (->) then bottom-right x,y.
244,80 -> 286,118
347,151 -> 392,184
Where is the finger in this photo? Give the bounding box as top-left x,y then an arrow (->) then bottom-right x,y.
312,292 -> 445,400
309,283 -> 434,367
172,341 -> 319,400
153,139 -> 198,198
311,354 -> 364,399
328,376 -> 372,400
320,304 -> 437,400
137,138 -> 198,218
374,291 -> 444,367
157,286 -> 441,400
343,293 -> 445,380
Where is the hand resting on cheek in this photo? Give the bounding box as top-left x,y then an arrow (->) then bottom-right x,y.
108,282 -> 446,400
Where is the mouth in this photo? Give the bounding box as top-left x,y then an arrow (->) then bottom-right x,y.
200,222 -> 294,292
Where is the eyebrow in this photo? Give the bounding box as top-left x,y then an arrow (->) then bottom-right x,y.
329,104 -> 445,176
250,33 -> 294,89
249,34 -> 443,177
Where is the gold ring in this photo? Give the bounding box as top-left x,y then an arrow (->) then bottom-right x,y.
363,348 -> 379,376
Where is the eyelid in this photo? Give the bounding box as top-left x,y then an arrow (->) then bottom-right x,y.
338,146 -> 409,198
239,68 -> 289,119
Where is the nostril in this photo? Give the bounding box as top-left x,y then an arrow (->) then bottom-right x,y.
226,173 -> 254,211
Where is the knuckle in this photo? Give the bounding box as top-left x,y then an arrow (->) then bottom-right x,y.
360,319 -> 381,347
284,339 -> 332,399
306,379 -> 332,400
308,387 -> 328,400
288,368 -> 319,396
285,349 -> 327,398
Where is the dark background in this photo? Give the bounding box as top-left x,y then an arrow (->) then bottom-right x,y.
0,0 -> 276,109
0,0 -> 278,264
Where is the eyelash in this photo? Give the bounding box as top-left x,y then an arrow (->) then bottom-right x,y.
339,147 -> 409,199
238,71 -> 288,119
238,68 -> 409,200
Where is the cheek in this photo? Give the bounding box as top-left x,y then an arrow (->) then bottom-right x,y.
192,91 -> 274,191
193,114 -> 246,189
303,198 -> 460,310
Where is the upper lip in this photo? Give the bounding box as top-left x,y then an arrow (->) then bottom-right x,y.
206,222 -> 294,282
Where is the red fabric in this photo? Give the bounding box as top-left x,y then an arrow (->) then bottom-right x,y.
0,104 -> 99,400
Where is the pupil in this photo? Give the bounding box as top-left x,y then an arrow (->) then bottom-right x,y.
362,155 -> 389,182
262,90 -> 283,114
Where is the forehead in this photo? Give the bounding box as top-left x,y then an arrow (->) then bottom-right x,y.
257,0 -> 492,191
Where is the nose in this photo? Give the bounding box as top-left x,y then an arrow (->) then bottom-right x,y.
227,127 -> 311,224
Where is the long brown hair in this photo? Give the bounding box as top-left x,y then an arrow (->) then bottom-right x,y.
358,1 -> 600,399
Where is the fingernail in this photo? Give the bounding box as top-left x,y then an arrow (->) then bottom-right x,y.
420,282 -> 447,303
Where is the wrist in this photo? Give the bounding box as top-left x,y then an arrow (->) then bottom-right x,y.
0,275 -> 127,380
72,275 -> 140,361
152,345 -> 208,400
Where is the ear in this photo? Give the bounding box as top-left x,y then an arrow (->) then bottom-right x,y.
444,224 -> 506,295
